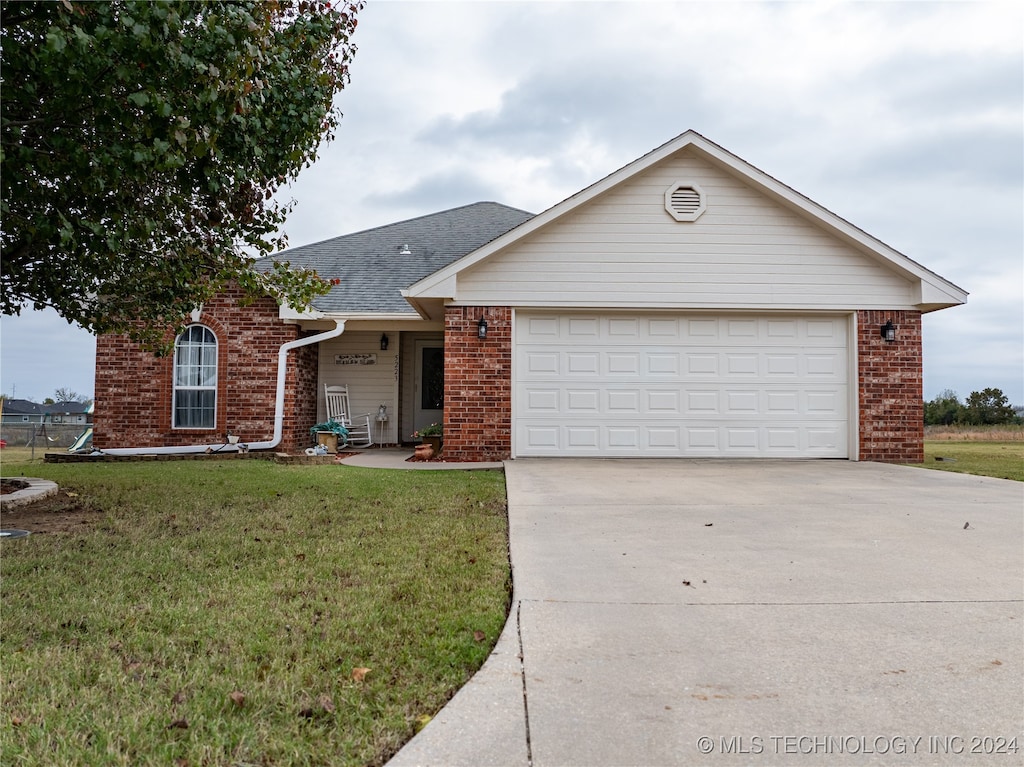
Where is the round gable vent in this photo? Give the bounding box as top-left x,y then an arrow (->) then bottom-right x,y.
664,182 -> 706,222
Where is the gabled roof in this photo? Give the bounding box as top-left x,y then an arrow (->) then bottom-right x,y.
0,400 -> 89,416
1,398 -> 42,415
258,202 -> 533,315
47,401 -> 91,415
408,130 -> 968,311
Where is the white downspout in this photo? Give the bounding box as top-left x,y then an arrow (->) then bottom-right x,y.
97,320 -> 346,456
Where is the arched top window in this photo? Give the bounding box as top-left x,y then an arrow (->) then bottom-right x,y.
173,324 -> 217,429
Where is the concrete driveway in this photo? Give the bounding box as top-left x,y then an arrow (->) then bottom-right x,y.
388,460 -> 1023,766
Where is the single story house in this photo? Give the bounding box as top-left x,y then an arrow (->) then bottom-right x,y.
1,398 -> 46,424
1,399 -> 92,426
93,130 -> 966,462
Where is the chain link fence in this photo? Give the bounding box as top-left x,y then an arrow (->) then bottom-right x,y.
1,424 -> 89,449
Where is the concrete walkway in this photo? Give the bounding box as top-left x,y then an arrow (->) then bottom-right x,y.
387,459 -> 1023,767
338,448 -> 504,471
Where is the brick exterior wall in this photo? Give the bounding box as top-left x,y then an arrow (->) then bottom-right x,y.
93,285 -> 318,453
441,306 -> 513,461
857,309 -> 924,463
439,307 -> 925,463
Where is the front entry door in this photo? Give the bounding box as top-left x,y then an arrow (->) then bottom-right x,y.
414,341 -> 444,435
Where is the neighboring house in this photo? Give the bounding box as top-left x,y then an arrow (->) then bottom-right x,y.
94,130 -> 966,462
45,401 -> 93,425
1,399 -> 45,424
0,399 -> 92,425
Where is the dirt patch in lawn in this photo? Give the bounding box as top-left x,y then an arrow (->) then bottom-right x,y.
0,489 -> 103,534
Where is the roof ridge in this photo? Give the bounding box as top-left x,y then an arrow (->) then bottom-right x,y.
260,201 -> 534,259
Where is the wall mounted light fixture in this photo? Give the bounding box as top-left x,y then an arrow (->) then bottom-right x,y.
477,317 -> 488,340
880,319 -> 896,343
380,333 -> 389,351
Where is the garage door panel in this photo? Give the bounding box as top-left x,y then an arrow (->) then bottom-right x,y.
567,352 -> 600,375
566,427 -> 599,448
515,313 -> 849,458
686,354 -> 719,375
524,351 -> 559,375
647,354 -> 679,375
518,421 -> 692,455
568,317 -> 599,337
526,316 -> 559,337
686,390 -> 719,414
608,318 -> 640,337
566,389 -> 599,413
726,390 -> 759,413
607,353 -> 640,374
726,354 -> 759,376
607,390 -> 641,412
647,390 -> 681,412
526,389 -> 560,412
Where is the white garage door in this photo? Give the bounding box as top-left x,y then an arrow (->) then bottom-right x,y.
515,313 -> 849,458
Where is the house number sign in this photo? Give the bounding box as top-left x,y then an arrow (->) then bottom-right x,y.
334,354 -> 377,365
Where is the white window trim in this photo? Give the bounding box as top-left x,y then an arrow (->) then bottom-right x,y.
172,324 -> 218,430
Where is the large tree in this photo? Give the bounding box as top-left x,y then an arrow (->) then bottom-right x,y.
1,0 -> 362,350
963,387 -> 1017,425
924,389 -> 964,426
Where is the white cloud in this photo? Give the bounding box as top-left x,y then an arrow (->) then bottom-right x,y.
3,0 -> 1022,405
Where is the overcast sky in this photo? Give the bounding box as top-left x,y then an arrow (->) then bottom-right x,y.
1,0 -> 1021,406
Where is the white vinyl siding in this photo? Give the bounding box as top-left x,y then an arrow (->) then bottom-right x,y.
173,325 -> 217,429
515,312 -> 849,458
456,149 -> 915,310
318,331 -> 398,444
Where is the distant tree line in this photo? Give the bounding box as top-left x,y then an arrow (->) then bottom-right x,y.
924,388 -> 1020,426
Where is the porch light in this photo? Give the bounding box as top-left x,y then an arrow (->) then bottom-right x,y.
380,333 -> 389,351
477,317 -> 488,339
880,319 -> 896,342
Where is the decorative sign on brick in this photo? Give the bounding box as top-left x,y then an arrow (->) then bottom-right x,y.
334,354 -> 377,366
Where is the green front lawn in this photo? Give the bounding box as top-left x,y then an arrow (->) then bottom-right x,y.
917,440 -> 1024,482
1,458 -> 510,766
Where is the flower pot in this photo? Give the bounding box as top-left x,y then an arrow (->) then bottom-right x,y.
414,443 -> 434,461
316,431 -> 339,454
423,436 -> 442,455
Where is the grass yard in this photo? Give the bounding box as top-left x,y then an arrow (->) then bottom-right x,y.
918,440 -> 1024,482
0,454 -> 510,766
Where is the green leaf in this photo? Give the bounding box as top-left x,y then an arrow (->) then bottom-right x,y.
45,31 -> 67,53
1,0 -> 366,345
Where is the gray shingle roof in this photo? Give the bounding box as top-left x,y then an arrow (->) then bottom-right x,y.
256,201 -> 534,314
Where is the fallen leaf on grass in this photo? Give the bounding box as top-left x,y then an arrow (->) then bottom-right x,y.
229,690 -> 245,707
166,718 -> 189,730
11,716 -> 24,726
415,714 -> 432,732
351,667 -> 370,682
473,630 -> 486,642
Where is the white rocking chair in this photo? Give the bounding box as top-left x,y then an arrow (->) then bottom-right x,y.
324,384 -> 374,448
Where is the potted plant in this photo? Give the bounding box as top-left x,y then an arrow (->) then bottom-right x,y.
310,420 -> 349,453
412,422 -> 443,455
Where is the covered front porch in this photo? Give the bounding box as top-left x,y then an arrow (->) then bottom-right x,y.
312,325 -> 445,448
